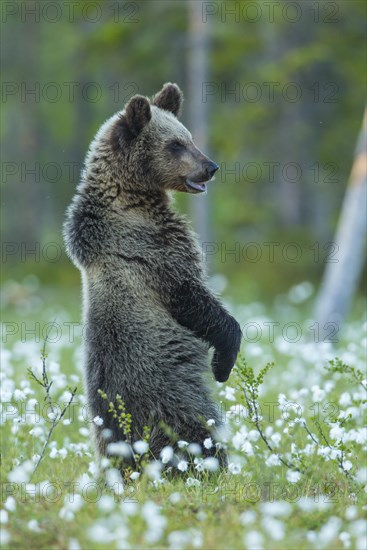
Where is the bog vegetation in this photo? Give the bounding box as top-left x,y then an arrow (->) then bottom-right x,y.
1,291 -> 366,549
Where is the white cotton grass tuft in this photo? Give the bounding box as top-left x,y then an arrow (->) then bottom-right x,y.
145,460 -> 163,480
228,462 -> 241,474
0,529 -> 10,545
202,457 -> 219,472
27,519 -> 42,532
105,468 -> 124,495
120,501 -> 139,516
88,523 -> 118,544
106,441 -> 131,458
203,437 -> 213,449
160,446 -> 174,464
187,443 -> 202,456
177,460 -> 188,472
4,497 -> 16,513
92,415 -> 103,426
133,440 -> 149,454
243,530 -> 264,550
286,470 -> 301,483
265,454 -> 281,467
68,539 -> 81,550
260,501 -> 292,517
7,460 -> 33,483
167,528 -> 203,549
0,511 -> 8,525
169,492 -> 181,504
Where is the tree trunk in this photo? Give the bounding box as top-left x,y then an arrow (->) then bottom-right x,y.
314,108 -> 367,335
187,0 -> 211,257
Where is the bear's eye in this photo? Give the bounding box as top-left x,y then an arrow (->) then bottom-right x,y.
169,140 -> 184,151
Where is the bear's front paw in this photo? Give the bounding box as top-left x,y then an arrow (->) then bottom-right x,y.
211,350 -> 237,383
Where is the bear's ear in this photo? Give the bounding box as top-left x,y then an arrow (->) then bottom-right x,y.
152,83 -> 183,117
124,95 -> 152,137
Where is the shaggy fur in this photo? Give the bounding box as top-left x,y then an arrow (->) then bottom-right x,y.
63,83 -> 242,467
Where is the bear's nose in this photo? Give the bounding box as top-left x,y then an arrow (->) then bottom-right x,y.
204,161 -> 219,179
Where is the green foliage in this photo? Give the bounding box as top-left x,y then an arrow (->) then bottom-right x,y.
98,389 -> 152,476
27,344 -> 77,479
235,355 -> 274,401
326,358 -> 367,391
98,390 -> 133,438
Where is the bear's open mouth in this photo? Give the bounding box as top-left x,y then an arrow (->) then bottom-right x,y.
185,179 -> 208,193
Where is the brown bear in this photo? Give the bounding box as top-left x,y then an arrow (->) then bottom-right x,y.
63,83 -> 242,469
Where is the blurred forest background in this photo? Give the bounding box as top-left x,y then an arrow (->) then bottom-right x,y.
1,0 -> 366,315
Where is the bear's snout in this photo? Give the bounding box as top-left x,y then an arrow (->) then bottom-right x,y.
203,160 -> 219,180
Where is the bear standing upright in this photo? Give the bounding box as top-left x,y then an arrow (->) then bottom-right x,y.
64,83 -> 242,468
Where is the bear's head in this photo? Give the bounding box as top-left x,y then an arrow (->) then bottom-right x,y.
86,83 -> 218,196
